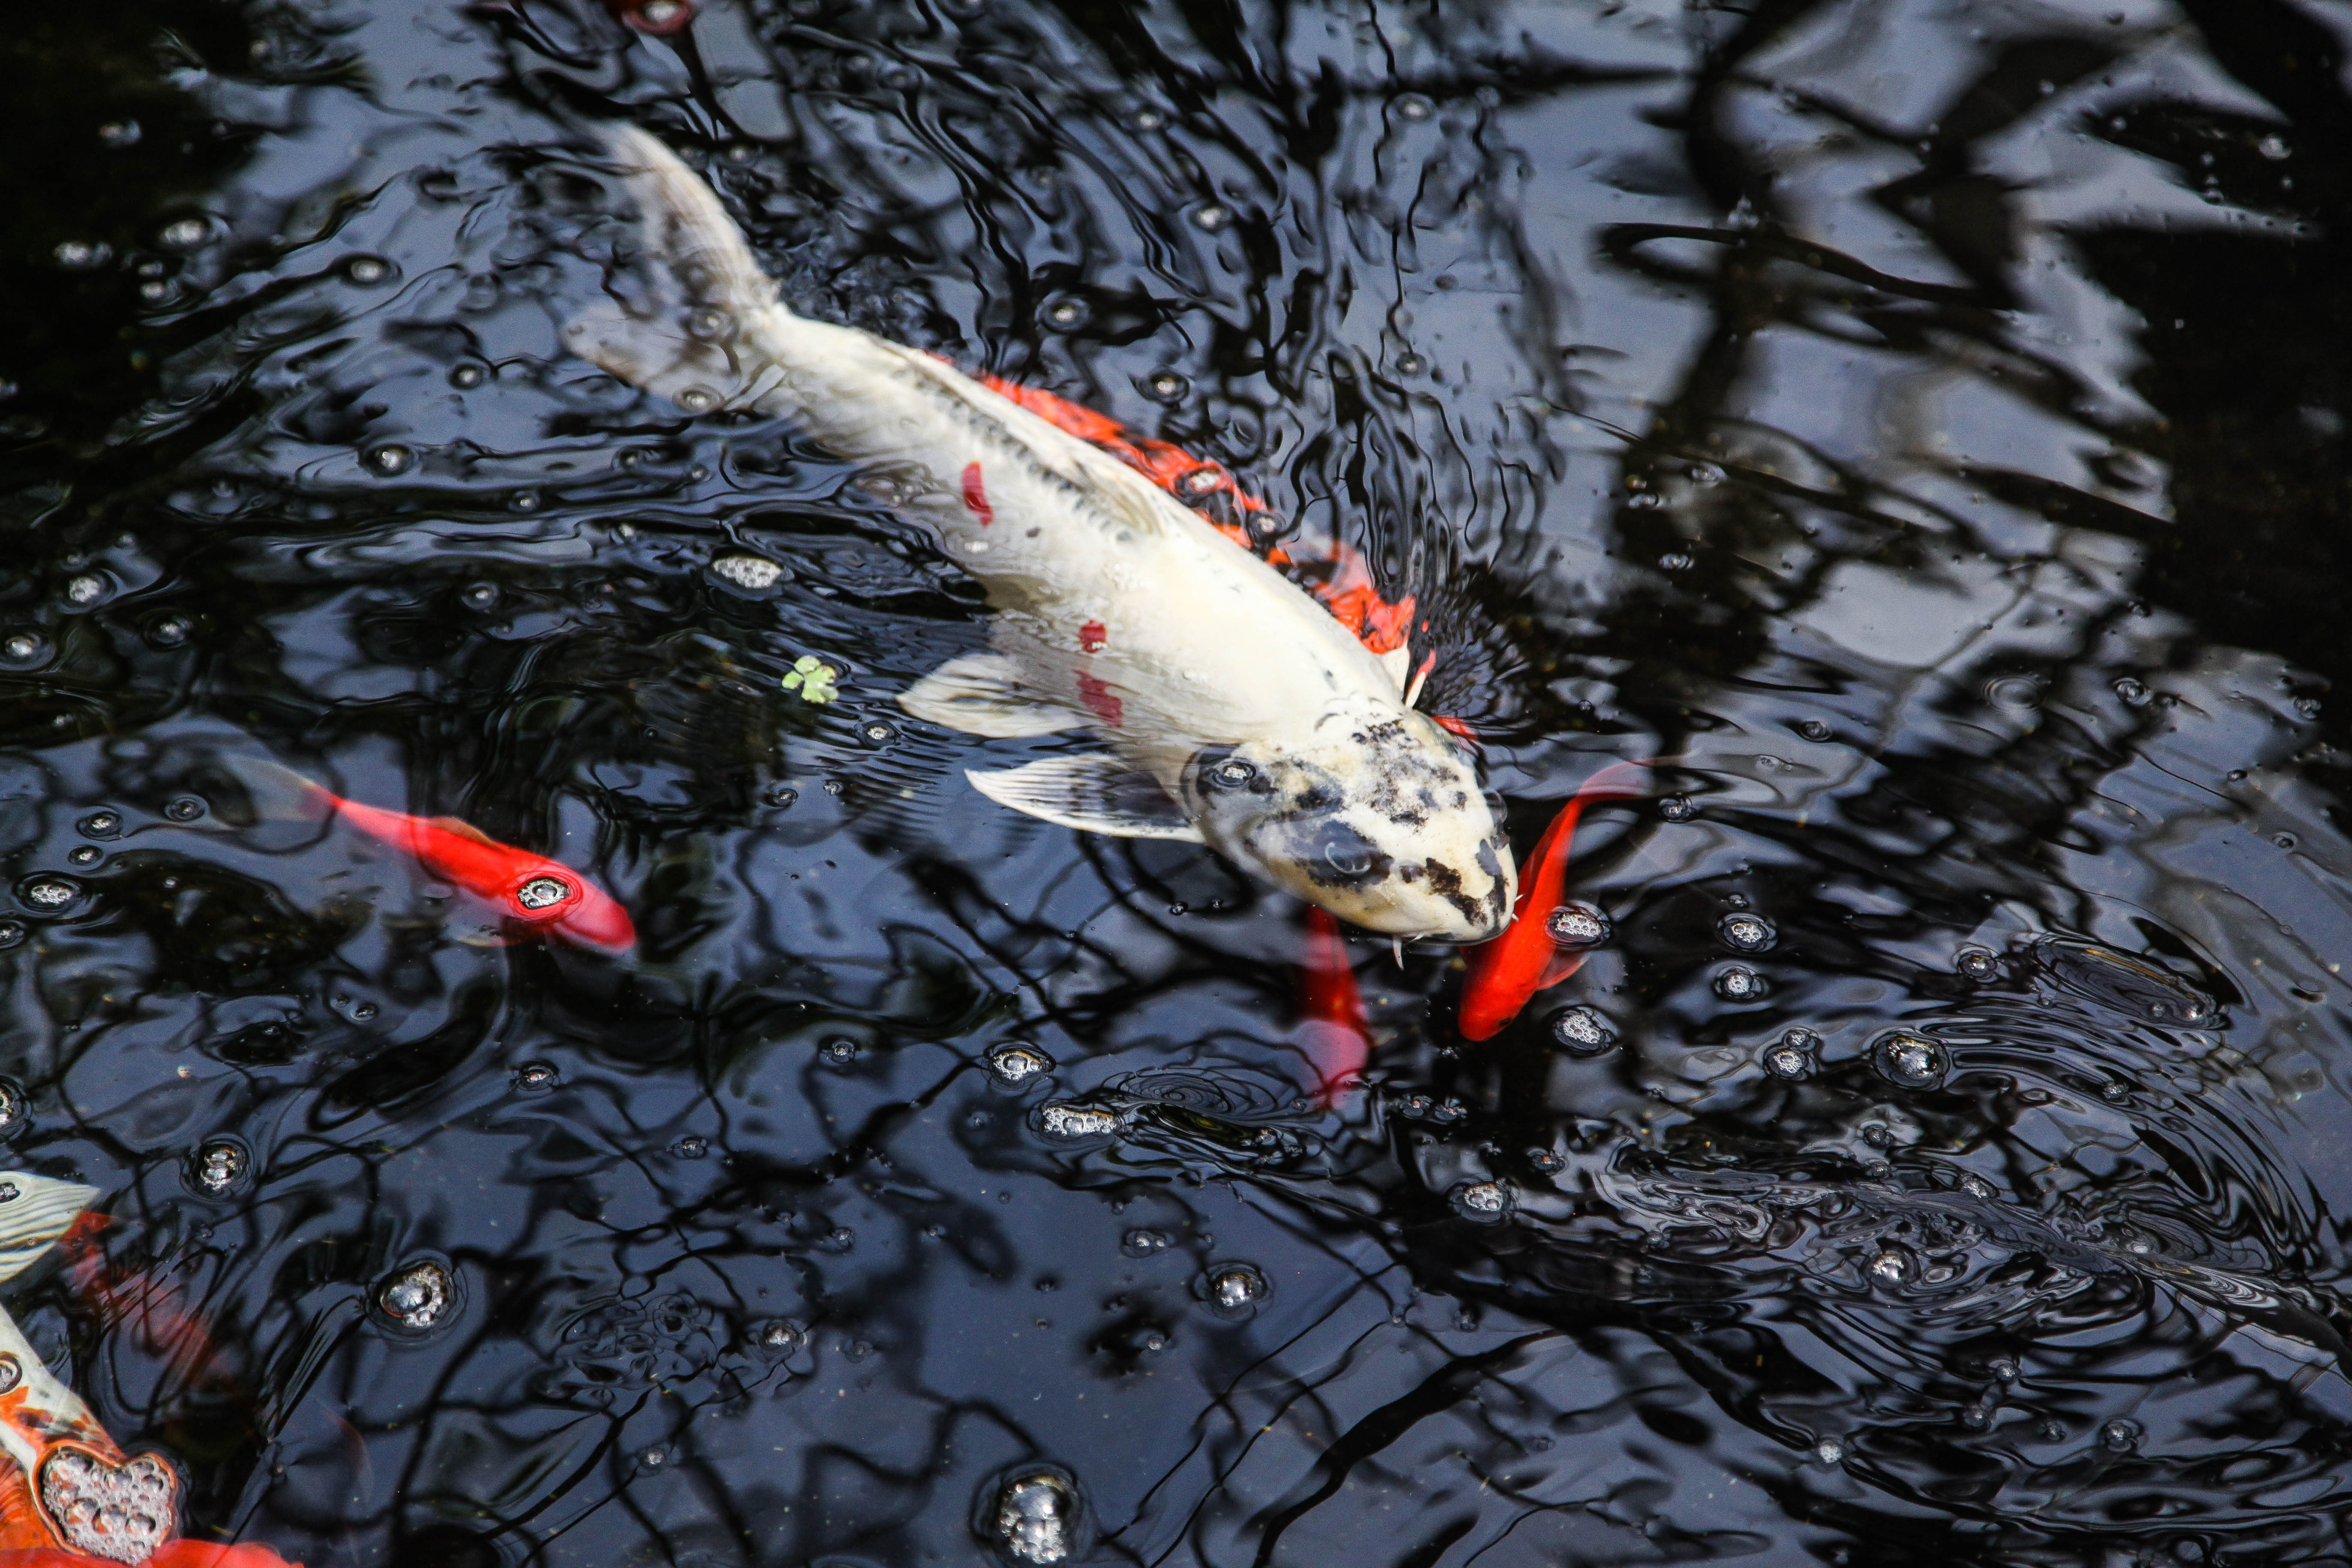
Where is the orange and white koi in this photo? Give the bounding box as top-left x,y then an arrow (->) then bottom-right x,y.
0,1176 -> 297,1568
1458,760 -> 1651,1040
568,128 -> 1512,940
237,760 -> 635,953
1296,909 -> 1371,1106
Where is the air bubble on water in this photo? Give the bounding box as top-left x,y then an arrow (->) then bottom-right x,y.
341,255 -> 393,286
512,1061 -> 559,1093
1039,1103 -> 1120,1138
0,1081 -> 26,1135
0,634 -> 48,667
377,1261 -> 452,1330
448,363 -> 487,389
1191,203 -> 1231,232
54,241 -> 109,270
1394,352 -> 1427,375
1869,1245 -> 1915,1287
756,1318 -> 804,1352
987,1044 -> 1053,1082
2259,133 -> 2289,160
23,881 -> 76,910
993,1469 -> 1078,1565
1714,966 -> 1767,1001
66,847 -> 99,868
671,1134 -> 709,1159
819,1038 -> 861,1066
1872,1030 -> 1949,1090
363,444 -> 413,476
2295,695 -> 2322,719
2114,677 -> 2149,704
461,583 -> 497,610
77,813 -> 120,840
1657,549 -> 1691,567
1797,719 -> 1831,742
2275,833 -> 2298,849
1814,1436 -> 1844,1465
634,0 -> 690,26
64,576 -> 104,607
191,1138 -> 247,1195
0,924 -> 23,951
1764,1028 -> 1818,1079
1956,947 -> 1999,981
2101,1418 -> 2141,1453
1394,92 -> 1434,120
1545,904 -> 1609,945
99,120 -> 142,148
862,720 -> 898,744
1122,1229 -> 1170,1256
160,217 -> 211,251
164,796 -> 206,822
1143,371 -> 1187,401
1044,299 -> 1085,328
687,307 -> 729,339
1659,796 -> 1696,822
1202,1262 -> 1268,1314
1987,676 -> 2040,710
1452,1180 -> 1512,1219
1719,912 -> 1777,951
148,617 -> 191,647
1129,107 -> 1165,131
710,554 -> 783,590
675,386 -> 717,413
1550,1006 -> 1617,1056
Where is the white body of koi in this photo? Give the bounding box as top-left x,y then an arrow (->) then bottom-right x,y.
566,127 -> 1513,939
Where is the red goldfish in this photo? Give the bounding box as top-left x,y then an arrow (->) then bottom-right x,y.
1296,909 -> 1371,1107
240,760 -> 635,953
1458,760 -> 1652,1041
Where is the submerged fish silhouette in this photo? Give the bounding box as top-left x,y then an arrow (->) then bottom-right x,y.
1459,760 -> 1651,1040
1297,908 -> 1372,1106
235,759 -> 635,954
567,127 -> 1513,941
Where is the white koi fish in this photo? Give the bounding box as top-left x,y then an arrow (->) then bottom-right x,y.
566,127 -> 1514,939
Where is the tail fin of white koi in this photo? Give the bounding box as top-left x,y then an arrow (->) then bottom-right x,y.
0,1174 -> 99,1284
563,125 -> 786,414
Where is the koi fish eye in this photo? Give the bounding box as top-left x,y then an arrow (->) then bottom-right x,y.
517,875 -> 573,912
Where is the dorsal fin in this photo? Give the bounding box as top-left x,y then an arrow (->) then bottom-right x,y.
428,816 -> 499,847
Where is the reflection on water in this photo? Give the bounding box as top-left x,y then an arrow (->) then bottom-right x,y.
4,0 -> 2352,1561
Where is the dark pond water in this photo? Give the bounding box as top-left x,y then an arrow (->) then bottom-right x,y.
6,0 -> 2352,1562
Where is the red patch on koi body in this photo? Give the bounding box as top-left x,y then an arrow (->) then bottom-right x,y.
1077,673 -> 1123,727
1079,620 -> 1107,653
960,461 -> 993,525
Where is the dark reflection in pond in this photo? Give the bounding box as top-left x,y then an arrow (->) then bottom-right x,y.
4,0 -> 2352,1563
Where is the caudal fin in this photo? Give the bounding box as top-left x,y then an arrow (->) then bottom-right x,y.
563,125 -> 785,413
0,1174 -> 100,1283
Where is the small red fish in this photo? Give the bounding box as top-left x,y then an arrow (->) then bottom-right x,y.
249,762 -> 635,953
55,1216 -> 216,1399
1297,909 -> 1371,1106
1458,760 -> 1652,1041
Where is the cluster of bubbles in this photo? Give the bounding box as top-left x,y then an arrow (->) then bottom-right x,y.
377,1261 -> 453,1331
991,1469 -> 1078,1565
190,1138 -> 247,1195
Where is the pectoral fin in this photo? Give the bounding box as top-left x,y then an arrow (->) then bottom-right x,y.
900,653 -> 1094,738
966,755 -> 1204,842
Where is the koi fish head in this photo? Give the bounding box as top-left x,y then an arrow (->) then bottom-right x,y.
1181,709 -> 1514,941
499,865 -> 637,953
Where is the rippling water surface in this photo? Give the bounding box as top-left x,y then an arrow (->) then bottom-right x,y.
8,0 -> 2352,1562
